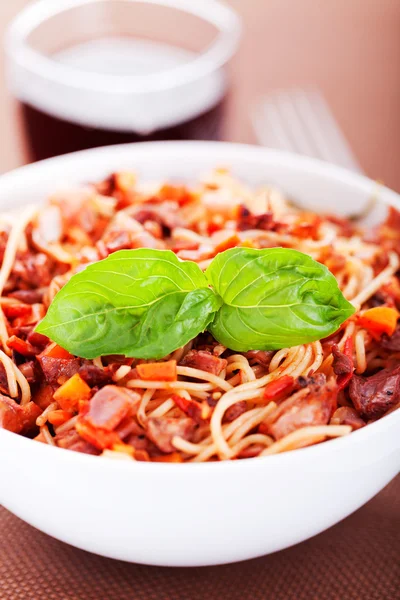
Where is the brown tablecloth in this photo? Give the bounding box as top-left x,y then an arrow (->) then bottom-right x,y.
1,478 -> 399,600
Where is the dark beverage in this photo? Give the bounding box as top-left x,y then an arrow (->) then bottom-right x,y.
9,33 -> 234,162
19,99 -> 226,163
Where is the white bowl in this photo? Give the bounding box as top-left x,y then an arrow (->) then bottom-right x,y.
0,142 -> 399,566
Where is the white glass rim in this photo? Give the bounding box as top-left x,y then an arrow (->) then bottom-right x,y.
5,0 -> 242,95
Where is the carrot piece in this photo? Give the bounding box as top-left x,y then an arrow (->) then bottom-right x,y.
53,373 -> 91,411
134,449 -> 151,462
357,306 -> 399,339
213,234 -> 241,254
39,342 -> 73,360
159,184 -> 193,206
47,409 -> 74,427
264,376 -> 295,401
153,452 -> 183,463
136,360 -> 177,382
76,418 -> 120,450
112,442 -> 135,457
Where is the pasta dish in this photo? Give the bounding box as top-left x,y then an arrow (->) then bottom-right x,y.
0,168 -> 399,462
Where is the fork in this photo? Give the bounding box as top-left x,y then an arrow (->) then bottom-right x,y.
252,87 -> 363,173
250,87 -> 384,222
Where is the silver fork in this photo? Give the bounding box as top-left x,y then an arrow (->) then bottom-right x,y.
252,87 -> 363,174
251,87 -> 384,222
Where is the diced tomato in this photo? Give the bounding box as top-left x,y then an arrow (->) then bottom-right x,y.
38,343 -> 74,360
136,360 -> 177,382
158,184 -> 193,206
2,303 -> 32,319
172,394 -> 204,423
7,335 -> 38,357
76,418 -> 121,450
263,376 -> 295,402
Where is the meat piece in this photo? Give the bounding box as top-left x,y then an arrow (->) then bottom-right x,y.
381,324 -> 400,351
244,350 -> 274,369
12,252 -> 53,288
100,230 -> 136,254
38,355 -> 81,384
332,343 -> 354,389
180,350 -> 227,376
132,201 -> 183,232
236,205 -> 274,231
55,429 -> 99,455
224,400 -> 247,422
261,378 -> 337,440
147,417 -> 196,453
18,360 -> 40,384
0,395 -> 42,434
19,402 -> 43,433
325,215 -> 355,237
349,365 -> 400,419
8,288 -> 46,304
85,385 -> 138,431
78,364 -> 113,388
32,384 -> 56,410
0,395 -> 22,432
296,373 -> 327,388
27,331 -> 49,349
125,431 -> 154,455
330,406 -> 365,430
0,363 -> 9,396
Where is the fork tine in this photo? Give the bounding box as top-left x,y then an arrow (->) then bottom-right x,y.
292,89 -> 363,172
252,99 -> 297,152
272,91 -> 318,157
252,87 -> 362,174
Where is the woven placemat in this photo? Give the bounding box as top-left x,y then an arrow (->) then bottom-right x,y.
1,477 -> 399,600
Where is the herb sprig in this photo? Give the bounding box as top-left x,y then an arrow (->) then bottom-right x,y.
36,248 -> 355,358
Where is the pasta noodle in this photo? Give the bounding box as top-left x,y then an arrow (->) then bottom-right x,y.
0,169 -> 399,463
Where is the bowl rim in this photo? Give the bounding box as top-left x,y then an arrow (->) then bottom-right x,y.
0,140 -> 399,471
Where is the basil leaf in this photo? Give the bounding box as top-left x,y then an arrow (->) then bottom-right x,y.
205,247 -> 355,351
36,249 -> 222,359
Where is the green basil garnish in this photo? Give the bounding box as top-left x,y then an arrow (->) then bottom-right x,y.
36,247 -> 354,358
205,247 -> 355,351
36,249 -> 222,359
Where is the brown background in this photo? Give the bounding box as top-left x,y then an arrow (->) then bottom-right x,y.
0,2 -> 399,598
1,0 -> 400,191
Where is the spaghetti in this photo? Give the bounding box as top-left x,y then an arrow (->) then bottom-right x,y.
0,169 -> 399,462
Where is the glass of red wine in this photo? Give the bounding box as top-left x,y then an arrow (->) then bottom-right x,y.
5,0 -> 241,162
